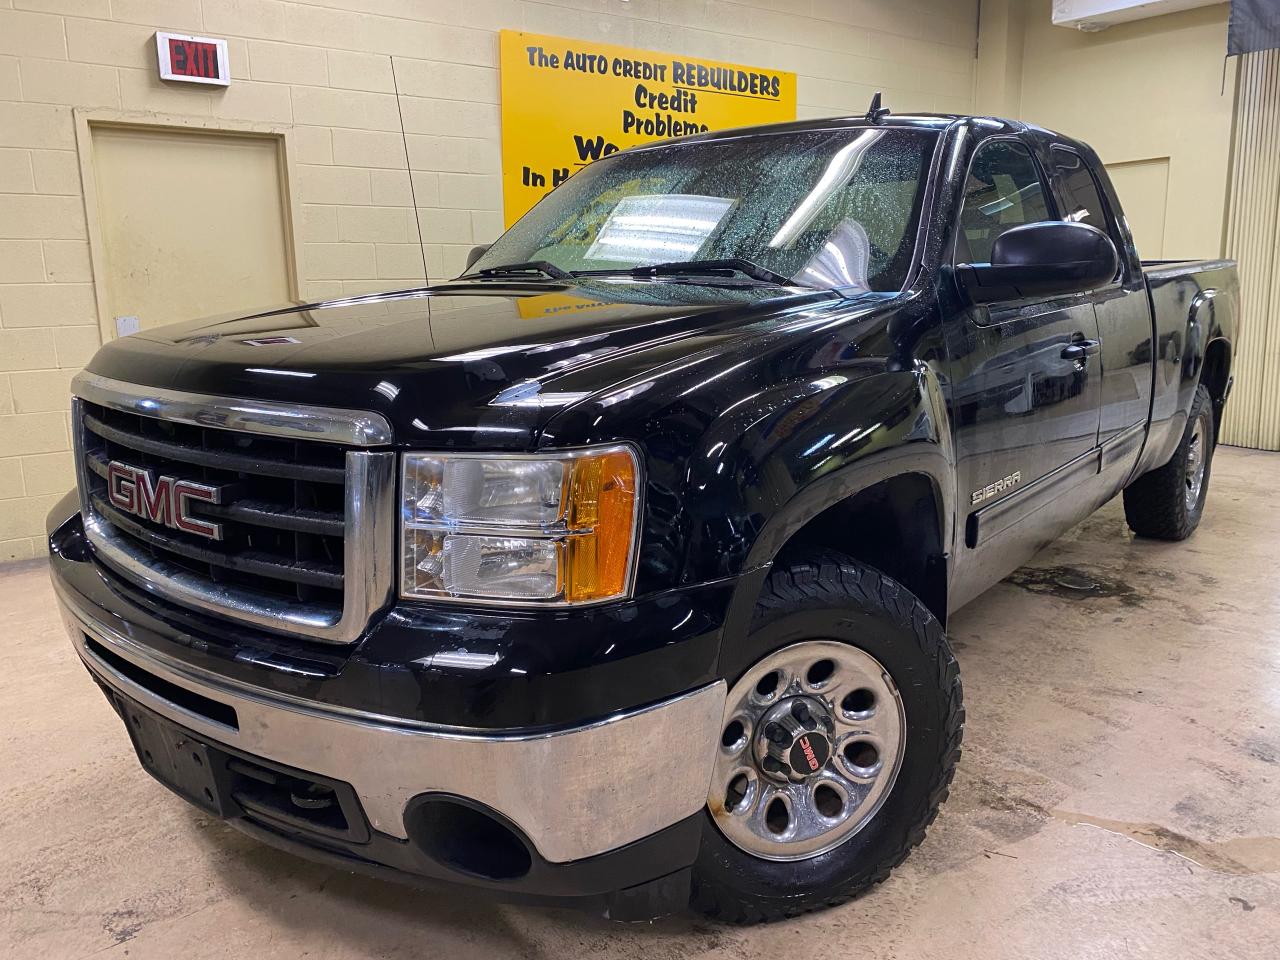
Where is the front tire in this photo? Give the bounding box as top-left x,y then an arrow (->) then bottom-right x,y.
691,554 -> 963,923
1123,383 -> 1216,541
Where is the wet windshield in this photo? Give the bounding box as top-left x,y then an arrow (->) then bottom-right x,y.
470,127 -> 938,293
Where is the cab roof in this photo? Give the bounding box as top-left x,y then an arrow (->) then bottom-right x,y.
637,112 -> 1081,153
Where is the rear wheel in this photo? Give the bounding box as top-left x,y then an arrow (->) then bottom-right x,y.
1123,383 -> 1216,540
691,554 -> 963,923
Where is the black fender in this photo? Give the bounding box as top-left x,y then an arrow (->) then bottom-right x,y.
1137,263 -> 1238,476
1183,286 -> 1233,396
701,361 -> 956,657
536,290 -> 958,619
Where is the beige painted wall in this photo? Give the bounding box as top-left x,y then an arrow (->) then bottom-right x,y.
976,1 -> 1280,451
0,0 -> 979,563
977,0 -> 1235,261
974,0 -> 1027,119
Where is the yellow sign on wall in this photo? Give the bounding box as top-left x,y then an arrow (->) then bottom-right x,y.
498,30 -> 797,227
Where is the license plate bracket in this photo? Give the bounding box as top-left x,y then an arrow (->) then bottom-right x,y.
114,695 -> 236,817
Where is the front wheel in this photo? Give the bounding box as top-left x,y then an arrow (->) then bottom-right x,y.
691,554 -> 963,923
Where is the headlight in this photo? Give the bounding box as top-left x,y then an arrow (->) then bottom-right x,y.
400,446 -> 640,605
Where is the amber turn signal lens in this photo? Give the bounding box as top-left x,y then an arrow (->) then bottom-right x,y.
565,449 -> 637,602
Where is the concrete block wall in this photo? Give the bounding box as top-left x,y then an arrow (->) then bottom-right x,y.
0,0 -> 978,562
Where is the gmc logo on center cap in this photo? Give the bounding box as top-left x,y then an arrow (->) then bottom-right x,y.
106,460 -> 223,540
799,736 -> 821,771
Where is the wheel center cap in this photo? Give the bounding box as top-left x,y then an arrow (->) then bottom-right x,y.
788,731 -> 831,774
754,695 -> 836,782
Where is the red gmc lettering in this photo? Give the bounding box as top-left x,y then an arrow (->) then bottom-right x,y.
105,461 -> 222,540
136,472 -> 172,526
173,482 -> 221,539
106,461 -> 137,515
799,736 -> 820,771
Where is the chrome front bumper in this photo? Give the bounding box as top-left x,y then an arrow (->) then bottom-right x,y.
56,582 -> 726,864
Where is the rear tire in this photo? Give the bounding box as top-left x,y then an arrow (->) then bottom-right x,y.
1123,384 -> 1215,541
691,553 -> 963,924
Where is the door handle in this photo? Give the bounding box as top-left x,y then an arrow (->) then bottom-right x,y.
1061,339 -> 1101,361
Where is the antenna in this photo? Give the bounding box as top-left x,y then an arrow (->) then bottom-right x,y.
865,91 -> 890,123
390,55 -> 430,286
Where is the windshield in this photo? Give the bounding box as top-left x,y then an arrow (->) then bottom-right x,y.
472,127 -> 938,293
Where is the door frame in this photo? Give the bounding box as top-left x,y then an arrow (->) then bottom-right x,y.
73,109 -> 306,346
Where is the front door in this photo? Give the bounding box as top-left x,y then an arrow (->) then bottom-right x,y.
945,138 -> 1104,606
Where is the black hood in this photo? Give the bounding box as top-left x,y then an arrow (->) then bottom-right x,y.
85,281 -> 875,449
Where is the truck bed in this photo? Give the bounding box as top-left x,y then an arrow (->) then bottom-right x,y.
1139,256 -> 1238,476
1141,258 -> 1237,279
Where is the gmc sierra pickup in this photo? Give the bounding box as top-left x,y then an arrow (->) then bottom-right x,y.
48,111 -> 1237,923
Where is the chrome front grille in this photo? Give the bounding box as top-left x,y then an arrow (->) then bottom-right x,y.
71,373 -> 395,644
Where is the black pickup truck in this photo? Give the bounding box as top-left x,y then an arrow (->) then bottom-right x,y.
47,111 -> 1236,923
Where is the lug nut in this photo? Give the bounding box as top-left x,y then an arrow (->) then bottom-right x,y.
792,701 -> 818,730
762,755 -> 788,775
765,722 -> 791,746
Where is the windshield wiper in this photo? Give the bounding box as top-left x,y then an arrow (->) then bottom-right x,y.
574,258 -> 792,286
464,260 -> 573,281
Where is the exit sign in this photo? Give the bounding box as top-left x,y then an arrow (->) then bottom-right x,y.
156,32 -> 230,86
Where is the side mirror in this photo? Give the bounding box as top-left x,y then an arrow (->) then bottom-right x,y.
956,221 -> 1118,304
464,244 -> 491,271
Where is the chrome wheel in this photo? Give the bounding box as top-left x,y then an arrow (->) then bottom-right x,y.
1185,415 -> 1208,511
708,641 -> 906,861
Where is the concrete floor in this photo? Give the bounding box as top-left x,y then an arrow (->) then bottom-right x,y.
4,445 -> 1280,959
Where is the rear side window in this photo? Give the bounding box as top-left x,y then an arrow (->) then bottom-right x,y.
1052,147 -> 1108,231
957,140 -> 1052,263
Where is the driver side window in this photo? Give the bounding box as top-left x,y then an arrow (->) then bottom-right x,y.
957,141 -> 1052,264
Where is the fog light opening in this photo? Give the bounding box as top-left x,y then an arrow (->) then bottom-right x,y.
407,798 -> 533,881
